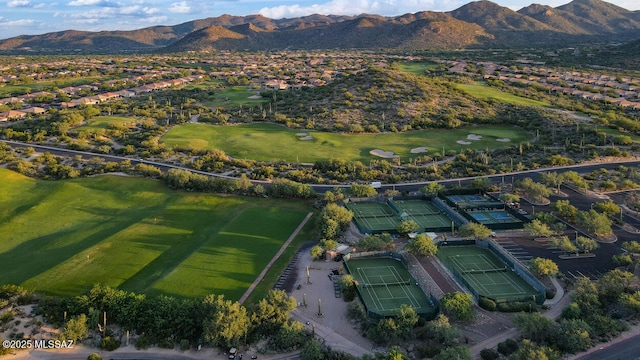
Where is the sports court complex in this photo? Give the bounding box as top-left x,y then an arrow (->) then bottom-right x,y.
345,198 -> 453,234
440,191 -> 528,230
344,252 -> 438,319
437,242 -> 545,304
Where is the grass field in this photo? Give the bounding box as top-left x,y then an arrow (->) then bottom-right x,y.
598,127 -> 640,143
0,76 -> 106,96
0,169 -> 312,301
456,82 -> 551,107
161,123 -> 531,163
75,116 -> 141,132
397,62 -> 439,76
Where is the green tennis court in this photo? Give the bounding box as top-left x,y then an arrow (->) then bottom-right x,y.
345,202 -> 400,233
344,256 -> 435,317
437,245 -> 539,302
390,200 -> 452,230
444,194 -> 503,209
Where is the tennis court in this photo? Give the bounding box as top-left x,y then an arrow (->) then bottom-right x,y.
437,245 -> 540,302
388,199 -> 452,230
444,194 -> 503,209
345,201 -> 400,233
344,256 -> 436,317
466,209 -> 521,225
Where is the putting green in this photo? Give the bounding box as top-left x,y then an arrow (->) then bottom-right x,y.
160,123 -> 531,163
0,169 -> 311,300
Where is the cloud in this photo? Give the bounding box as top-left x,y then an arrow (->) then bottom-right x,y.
7,0 -> 31,7
0,19 -> 35,26
68,0 -> 110,6
168,1 -> 191,14
259,0 -> 443,18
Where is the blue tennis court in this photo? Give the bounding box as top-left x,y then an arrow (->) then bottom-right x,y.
448,196 -> 464,203
490,212 -> 512,220
471,213 -> 489,221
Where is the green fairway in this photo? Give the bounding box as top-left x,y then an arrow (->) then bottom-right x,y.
397,62 -> 439,76
75,116 -> 141,132
598,127 -> 640,143
456,82 -> 551,107
0,169 -> 311,300
200,85 -> 268,107
160,123 -> 531,163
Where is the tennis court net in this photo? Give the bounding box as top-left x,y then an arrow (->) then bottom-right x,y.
357,212 -> 394,218
460,267 -> 508,275
359,279 -> 412,287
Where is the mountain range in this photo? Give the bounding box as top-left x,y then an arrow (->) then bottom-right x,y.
1,0 -> 639,53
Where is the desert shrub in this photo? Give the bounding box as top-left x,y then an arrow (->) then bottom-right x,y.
100,336 -> 120,351
135,335 -> 151,349
87,353 -> 102,360
497,338 -> 519,356
480,348 -> 499,360
478,297 -> 496,311
497,301 -> 537,313
179,339 -> 190,351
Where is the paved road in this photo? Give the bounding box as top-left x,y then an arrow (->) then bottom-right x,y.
574,332 -> 640,360
4,140 -> 640,193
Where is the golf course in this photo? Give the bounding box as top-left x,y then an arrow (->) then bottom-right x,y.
0,169 -> 312,300
160,123 -> 531,163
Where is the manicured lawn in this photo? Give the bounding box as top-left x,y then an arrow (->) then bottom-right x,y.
0,76 -> 105,96
160,123 -> 531,163
0,169 -> 312,300
200,85 -> 268,107
398,62 -> 439,76
75,116 -> 140,132
456,82 -> 551,107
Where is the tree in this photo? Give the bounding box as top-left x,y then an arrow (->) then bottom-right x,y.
529,257 -> 558,277
620,291 -> 640,317
574,236 -> 599,254
499,193 -> 520,204
598,269 -> 637,301
387,346 -> 409,360
407,233 -> 437,256
468,177 -> 491,190
594,200 -> 621,217
310,245 -> 324,260
510,339 -> 559,360
250,290 -> 297,337
513,312 -> 553,343
433,346 -> 472,360
552,200 -> 578,221
321,239 -> 338,251
440,292 -> 475,322
550,236 -> 578,255
60,313 -> 88,342
524,219 -> 553,238
420,182 -> 444,197
350,183 -> 377,197
357,233 -> 394,251
300,339 -> 325,360
396,220 -> 419,236
425,314 -> 458,346
395,304 -> 419,340
516,178 -> 552,203
562,171 -> 587,189
577,209 -> 613,237
459,222 -> 492,240
338,275 -> 357,301
622,241 -> 640,255
202,295 -> 249,348
552,318 -> 593,354
540,171 -> 565,193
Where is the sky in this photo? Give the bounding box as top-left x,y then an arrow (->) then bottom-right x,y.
1,0 -> 639,40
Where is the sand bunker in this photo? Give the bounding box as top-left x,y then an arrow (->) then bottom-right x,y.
296,133 -> 308,136
467,134 -> 483,141
496,138 -> 511,142
456,140 -> 472,145
248,95 -> 262,99
299,136 -> 314,141
410,147 -> 429,154
370,149 -> 399,158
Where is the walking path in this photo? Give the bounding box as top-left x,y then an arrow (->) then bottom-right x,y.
239,212 -> 313,304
